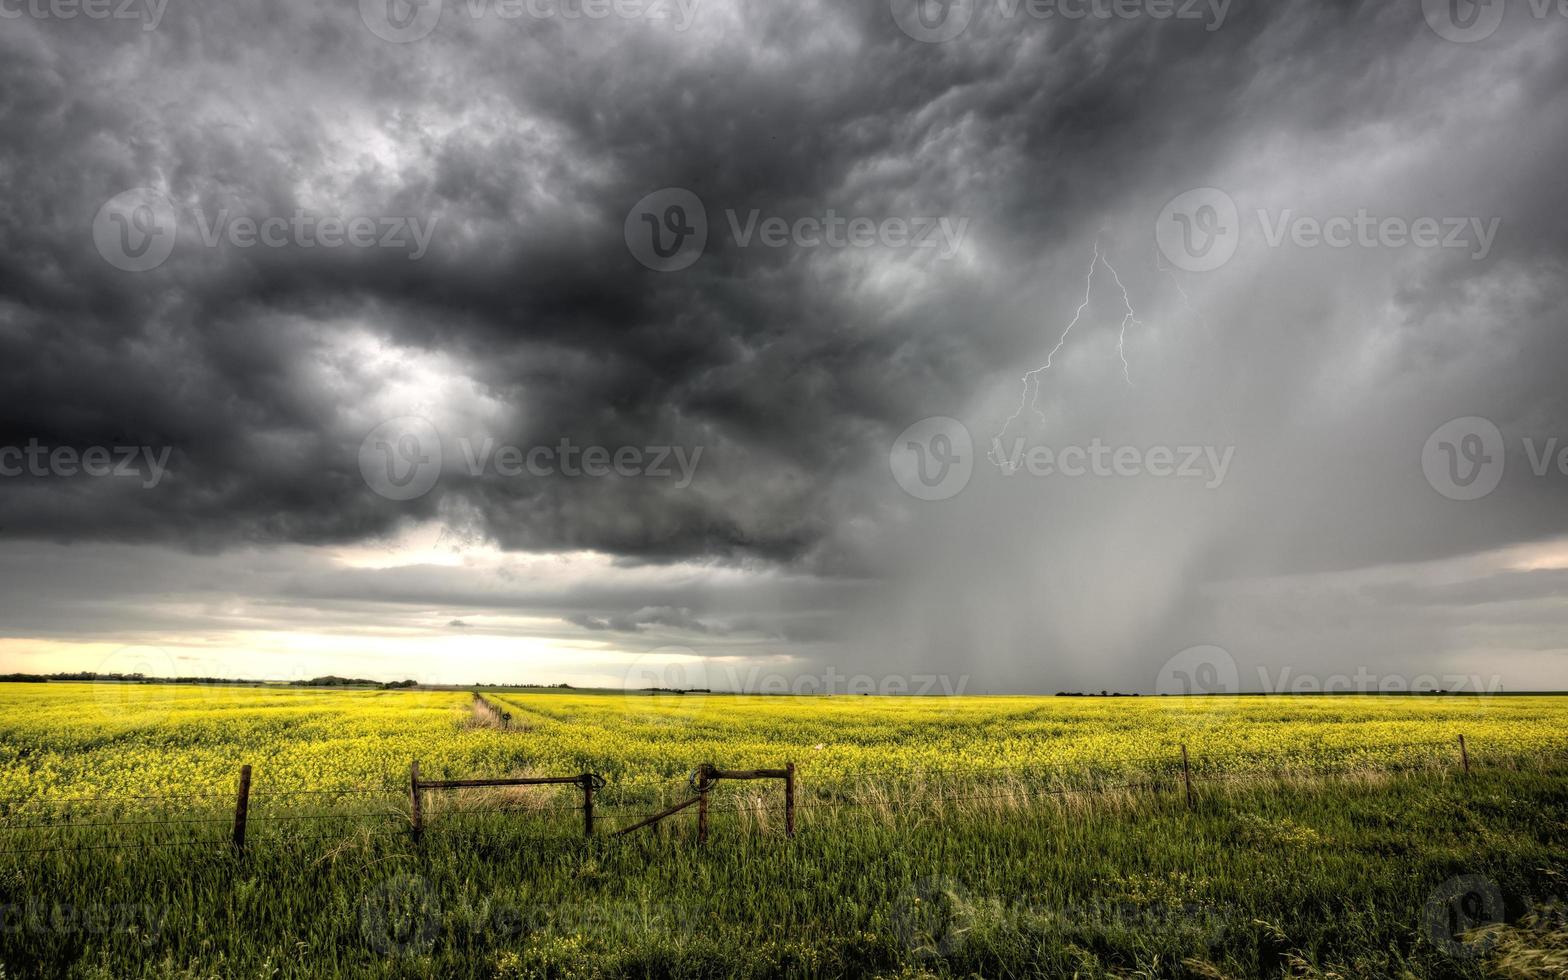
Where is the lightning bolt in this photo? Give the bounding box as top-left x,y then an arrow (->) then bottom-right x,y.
1156,246 -> 1210,331
988,239 -> 1141,472
1103,252 -> 1140,385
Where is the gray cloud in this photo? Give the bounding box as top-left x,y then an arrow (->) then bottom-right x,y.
2,2 -> 1567,688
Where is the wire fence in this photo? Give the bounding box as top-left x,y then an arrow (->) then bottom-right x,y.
2,736 -> 1564,857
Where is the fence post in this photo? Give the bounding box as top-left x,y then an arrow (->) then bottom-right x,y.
232,763 -> 252,852
697,764 -> 710,845
410,760 -> 423,843
1181,744 -> 1194,810
582,774 -> 594,837
785,762 -> 795,838
1459,734 -> 1470,775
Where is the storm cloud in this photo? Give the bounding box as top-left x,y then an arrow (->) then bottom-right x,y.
2,1 -> 1566,690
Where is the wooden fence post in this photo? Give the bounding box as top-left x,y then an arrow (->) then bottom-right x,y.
697,764 -> 711,845
1459,734 -> 1470,775
582,774 -> 594,837
232,763 -> 252,852
1181,744 -> 1194,810
785,762 -> 795,838
410,760 -> 423,843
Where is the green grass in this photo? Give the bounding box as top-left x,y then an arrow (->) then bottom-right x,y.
3,765 -> 1566,978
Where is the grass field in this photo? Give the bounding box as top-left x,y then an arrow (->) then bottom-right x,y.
2,683 -> 1567,977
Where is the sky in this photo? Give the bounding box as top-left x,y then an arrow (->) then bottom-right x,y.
2,0 -> 1567,694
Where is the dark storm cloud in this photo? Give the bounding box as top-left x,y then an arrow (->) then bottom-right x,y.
0,0 -> 1354,558
3,2 -> 1568,688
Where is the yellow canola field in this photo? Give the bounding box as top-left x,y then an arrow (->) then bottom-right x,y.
1,682 -> 1564,806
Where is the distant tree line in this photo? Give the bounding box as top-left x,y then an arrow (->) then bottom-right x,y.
1056,691 -> 1142,697
0,672 -> 418,690
0,672 -> 261,685
291,676 -> 419,689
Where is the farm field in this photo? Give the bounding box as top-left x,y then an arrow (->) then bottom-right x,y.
1,683 -> 1567,977
4,683 -> 1568,803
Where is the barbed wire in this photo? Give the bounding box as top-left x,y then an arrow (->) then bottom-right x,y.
0,828 -> 410,856
2,740 -> 1562,853
3,735 -> 1542,810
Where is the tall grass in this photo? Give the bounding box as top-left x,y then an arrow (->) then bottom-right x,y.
2,764 -> 1565,978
